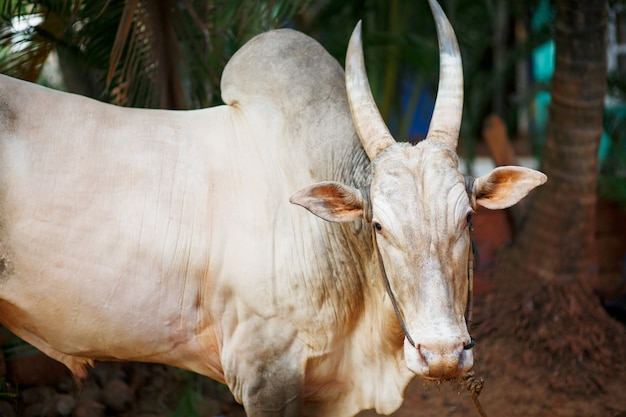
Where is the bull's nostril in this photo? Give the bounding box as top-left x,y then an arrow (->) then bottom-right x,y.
405,338 -> 475,380
463,337 -> 476,350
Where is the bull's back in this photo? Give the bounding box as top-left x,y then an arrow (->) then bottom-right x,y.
0,74 -> 239,376
0,26 -> 371,390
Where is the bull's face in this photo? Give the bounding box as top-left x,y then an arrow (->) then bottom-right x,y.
368,141 -> 474,379
290,0 -> 546,381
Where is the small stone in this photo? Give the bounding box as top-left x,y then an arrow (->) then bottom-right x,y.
0,400 -> 17,417
71,399 -> 105,417
89,364 -> 125,389
20,386 -> 55,406
75,379 -> 101,403
23,403 -> 45,417
101,379 -> 133,412
54,394 -> 76,416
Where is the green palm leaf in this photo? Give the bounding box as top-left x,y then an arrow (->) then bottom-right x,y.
0,0 -> 309,109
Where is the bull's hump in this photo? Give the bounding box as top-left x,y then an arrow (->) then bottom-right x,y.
220,29 -> 345,112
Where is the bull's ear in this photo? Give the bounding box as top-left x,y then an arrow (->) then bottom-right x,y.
290,181 -> 367,223
474,166 -> 547,210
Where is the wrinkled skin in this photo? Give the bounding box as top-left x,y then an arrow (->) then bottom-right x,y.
0,1 -> 546,416
291,142 -> 546,385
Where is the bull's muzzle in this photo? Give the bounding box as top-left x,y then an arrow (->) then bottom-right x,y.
404,338 -> 474,380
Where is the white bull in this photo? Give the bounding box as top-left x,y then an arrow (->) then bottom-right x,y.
0,0 -> 545,415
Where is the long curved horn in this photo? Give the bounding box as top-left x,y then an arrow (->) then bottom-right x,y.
345,21 -> 396,161
426,0 -> 464,150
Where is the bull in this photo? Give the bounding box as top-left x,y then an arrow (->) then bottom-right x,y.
0,0 -> 545,415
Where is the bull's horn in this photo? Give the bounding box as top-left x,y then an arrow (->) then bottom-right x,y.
426,0 -> 464,150
345,21 -> 395,161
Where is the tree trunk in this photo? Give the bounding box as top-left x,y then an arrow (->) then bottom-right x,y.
479,0 -> 626,394
508,0 -> 606,282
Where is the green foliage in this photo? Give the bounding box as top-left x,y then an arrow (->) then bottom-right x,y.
0,378 -> 18,403
600,105 -> 626,208
0,327 -> 39,362
297,0 -> 438,142
0,0 -> 310,108
0,1 -> 61,83
0,327 -> 31,404
0,0 -> 553,147
169,370 -> 203,417
599,58 -> 626,208
169,369 -> 232,417
608,71 -> 626,102
297,0 -> 551,159
598,176 -> 626,208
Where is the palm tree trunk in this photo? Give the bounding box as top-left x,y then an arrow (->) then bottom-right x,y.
480,0 -> 626,394
508,0 -> 606,282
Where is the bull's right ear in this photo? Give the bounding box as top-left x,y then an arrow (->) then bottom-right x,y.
290,181 -> 368,223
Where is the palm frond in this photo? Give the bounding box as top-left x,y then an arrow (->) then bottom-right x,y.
1,0 -> 310,109
0,3 -> 57,82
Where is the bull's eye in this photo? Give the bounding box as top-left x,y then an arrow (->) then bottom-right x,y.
466,213 -> 473,226
373,222 -> 383,233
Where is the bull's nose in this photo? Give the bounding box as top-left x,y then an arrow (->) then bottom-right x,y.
405,338 -> 474,380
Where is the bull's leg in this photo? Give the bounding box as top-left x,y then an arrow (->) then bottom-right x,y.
239,358 -> 303,416
221,316 -> 305,417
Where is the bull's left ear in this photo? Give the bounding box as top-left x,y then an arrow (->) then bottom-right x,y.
473,166 -> 547,210
290,181 -> 367,223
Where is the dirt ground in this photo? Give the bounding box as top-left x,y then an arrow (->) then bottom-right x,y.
3,293 -> 625,417
358,306 -> 626,417
3,290 -> 626,417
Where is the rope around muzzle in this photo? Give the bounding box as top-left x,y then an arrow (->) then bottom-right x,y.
370,214 -> 488,417
369,221 -> 476,350
371,225 -> 416,347
461,212 -> 489,417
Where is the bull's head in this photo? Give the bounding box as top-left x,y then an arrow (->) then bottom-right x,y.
290,0 -> 546,380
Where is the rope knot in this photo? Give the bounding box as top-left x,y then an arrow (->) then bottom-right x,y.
462,371 -> 488,417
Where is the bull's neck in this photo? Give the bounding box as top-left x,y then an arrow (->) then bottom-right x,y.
325,144 -> 405,345
336,145 -> 371,189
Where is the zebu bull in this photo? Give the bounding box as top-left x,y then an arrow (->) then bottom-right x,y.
0,0 -> 545,415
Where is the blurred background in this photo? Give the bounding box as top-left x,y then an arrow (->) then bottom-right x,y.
1,1 -> 624,167
0,1 -> 625,416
